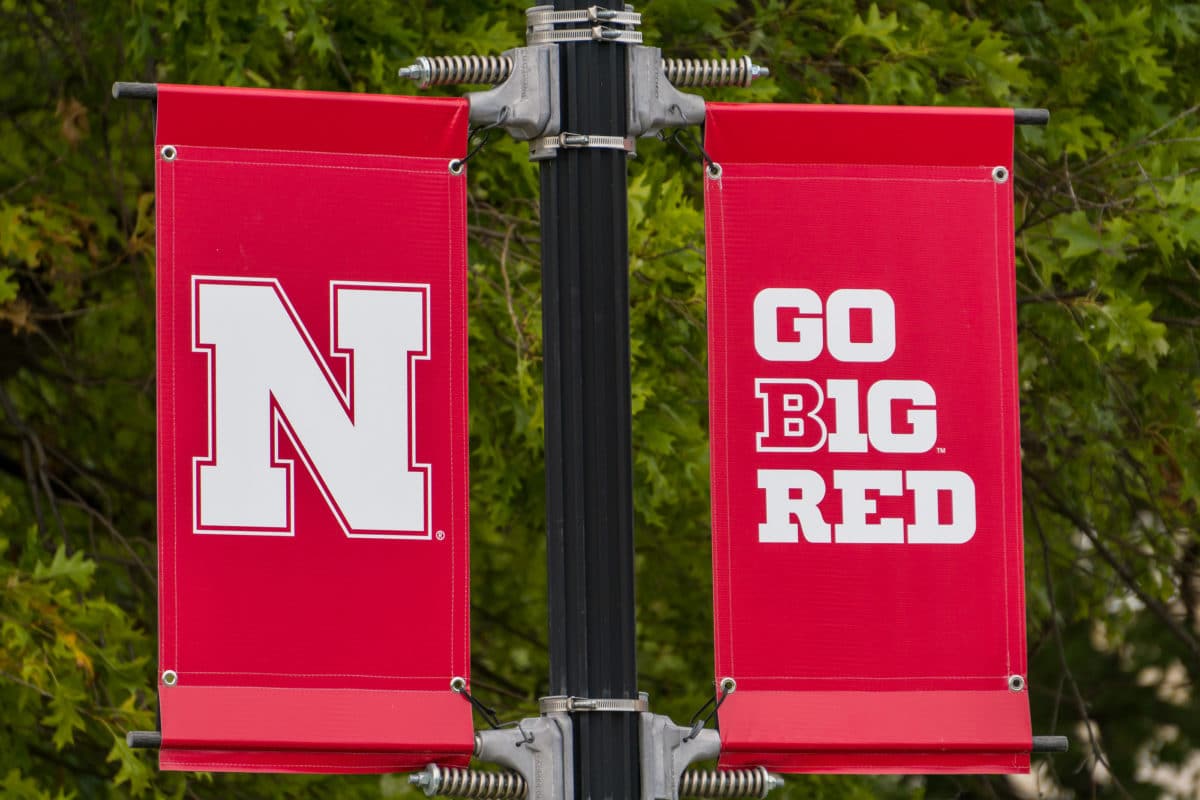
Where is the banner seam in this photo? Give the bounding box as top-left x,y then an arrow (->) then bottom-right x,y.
993,178 -> 1012,678
169,158 -> 452,176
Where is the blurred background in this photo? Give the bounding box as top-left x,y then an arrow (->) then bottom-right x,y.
1,1 -> 1197,797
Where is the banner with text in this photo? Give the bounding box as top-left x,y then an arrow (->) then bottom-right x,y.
154,85 -> 472,773
705,103 -> 1031,774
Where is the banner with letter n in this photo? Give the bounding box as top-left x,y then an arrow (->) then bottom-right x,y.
154,85 -> 472,773
704,103 -> 1031,774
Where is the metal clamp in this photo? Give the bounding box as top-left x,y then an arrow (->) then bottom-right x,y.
527,26 -> 643,45
543,132 -> 634,150
531,132 -> 636,161
539,694 -> 649,714
526,3 -> 642,46
526,6 -> 642,27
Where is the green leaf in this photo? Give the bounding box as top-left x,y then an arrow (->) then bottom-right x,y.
32,547 -> 96,589
41,686 -> 87,750
838,3 -> 901,51
1052,211 -> 1106,259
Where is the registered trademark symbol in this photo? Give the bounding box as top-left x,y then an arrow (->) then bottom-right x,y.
936,447 -> 947,454
435,530 -> 446,541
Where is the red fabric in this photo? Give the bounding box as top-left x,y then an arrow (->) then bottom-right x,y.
155,86 -> 472,772
159,750 -> 446,775
705,103 -> 1030,773
718,692 -> 1030,773
156,84 -> 465,158
159,688 -> 468,773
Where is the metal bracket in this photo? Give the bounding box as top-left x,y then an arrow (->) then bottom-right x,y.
539,694 -> 649,713
436,8 -> 721,161
640,714 -> 721,800
476,715 -> 575,800
466,45 -> 560,142
627,45 -> 706,139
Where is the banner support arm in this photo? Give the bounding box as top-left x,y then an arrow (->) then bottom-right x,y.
1015,108 -> 1050,126
1033,735 -> 1069,753
112,81 -> 156,100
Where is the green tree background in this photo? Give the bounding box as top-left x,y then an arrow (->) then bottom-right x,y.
2,1 -> 1198,797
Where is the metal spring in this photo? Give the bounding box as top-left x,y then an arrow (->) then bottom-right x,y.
679,766 -> 781,798
662,56 -> 767,88
400,54 -> 768,88
414,766 -> 528,799
411,55 -> 515,87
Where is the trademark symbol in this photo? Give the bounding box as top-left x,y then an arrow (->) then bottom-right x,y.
936,447 -> 947,454
435,530 -> 446,541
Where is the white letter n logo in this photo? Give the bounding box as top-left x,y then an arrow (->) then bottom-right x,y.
192,277 -> 430,539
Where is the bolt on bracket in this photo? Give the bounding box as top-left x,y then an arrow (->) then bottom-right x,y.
627,45 -> 706,139
641,713 -> 785,800
467,45 -> 560,143
477,714 -> 574,800
640,714 -> 721,800
410,715 -> 572,799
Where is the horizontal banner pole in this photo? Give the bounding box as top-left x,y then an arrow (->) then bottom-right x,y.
1032,735 -> 1069,753
114,79 -> 1048,130
1014,107 -> 1050,126
112,81 -> 157,100
126,730 -> 162,749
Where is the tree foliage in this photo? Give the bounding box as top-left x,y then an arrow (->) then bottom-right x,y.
1,1 -> 1198,797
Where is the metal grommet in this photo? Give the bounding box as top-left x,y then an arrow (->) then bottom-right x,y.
1008,674 -> 1025,692
448,158 -> 464,175
161,670 -> 178,687
450,676 -> 467,693
719,676 -> 736,694
706,162 -> 723,180
161,145 -> 177,162
992,165 -> 1009,183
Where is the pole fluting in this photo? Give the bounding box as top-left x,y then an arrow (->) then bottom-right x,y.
540,1 -> 640,797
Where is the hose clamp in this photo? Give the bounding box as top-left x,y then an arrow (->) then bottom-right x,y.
531,131 -> 636,160
527,26 -> 643,45
526,3 -> 642,45
539,694 -> 649,714
525,6 -> 642,27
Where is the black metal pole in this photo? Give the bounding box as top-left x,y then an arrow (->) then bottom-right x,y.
540,1 -> 640,798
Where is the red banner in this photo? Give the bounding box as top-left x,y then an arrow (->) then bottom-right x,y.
154,85 -> 472,773
704,103 -> 1031,773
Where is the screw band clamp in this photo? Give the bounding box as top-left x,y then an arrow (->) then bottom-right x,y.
527,26 -> 643,45
539,694 -> 649,714
538,132 -> 635,151
531,132 -> 636,161
526,3 -> 642,46
526,6 -> 642,27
